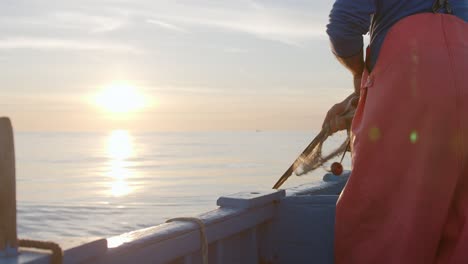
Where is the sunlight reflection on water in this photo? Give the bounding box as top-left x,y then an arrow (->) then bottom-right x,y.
106,130 -> 135,197
16,131 -> 349,241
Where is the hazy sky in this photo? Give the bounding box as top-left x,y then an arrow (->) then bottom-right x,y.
1,0 -> 354,132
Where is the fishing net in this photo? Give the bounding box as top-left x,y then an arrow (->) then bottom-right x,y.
293,96 -> 358,177
294,129 -> 350,176
273,102 -> 357,189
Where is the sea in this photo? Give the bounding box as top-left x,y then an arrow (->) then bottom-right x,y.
14,130 -> 350,244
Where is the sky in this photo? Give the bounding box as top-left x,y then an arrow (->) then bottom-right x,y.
1,0 -> 354,132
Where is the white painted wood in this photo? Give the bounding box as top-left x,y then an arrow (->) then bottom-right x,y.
0,238 -> 107,264
99,204 -> 275,264
63,238 -> 107,264
217,190 -> 285,209
247,227 -> 258,263
215,240 -> 223,264
274,195 -> 338,264
286,172 -> 350,196
183,254 -> 192,264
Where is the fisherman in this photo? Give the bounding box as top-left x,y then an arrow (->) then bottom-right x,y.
323,0 -> 468,263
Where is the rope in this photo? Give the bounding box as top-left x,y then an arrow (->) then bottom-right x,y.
19,239 -> 63,264
166,217 -> 208,264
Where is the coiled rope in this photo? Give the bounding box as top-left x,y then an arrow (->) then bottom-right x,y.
19,239 -> 63,264
166,217 -> 208,264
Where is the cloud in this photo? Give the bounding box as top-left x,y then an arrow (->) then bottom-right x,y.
0,37 -> 138,52
190,15 -> 326,46
223,47 -> 248,53
144,1 -> 328,46
1,1 -> 329,47
52,12 -> 126,33
0,10 -> 126,35
146,19 -> 188,33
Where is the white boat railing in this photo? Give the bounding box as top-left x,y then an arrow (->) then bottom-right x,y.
98,190 -> 285,264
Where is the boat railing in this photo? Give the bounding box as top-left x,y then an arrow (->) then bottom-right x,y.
99,190 -> 285,264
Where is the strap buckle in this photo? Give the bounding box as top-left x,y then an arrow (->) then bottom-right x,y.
432,0 -> 453,14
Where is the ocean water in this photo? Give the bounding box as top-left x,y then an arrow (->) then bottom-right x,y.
14,130 -> 350,243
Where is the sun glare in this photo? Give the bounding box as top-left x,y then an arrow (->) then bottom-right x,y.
95,83 -> 147,113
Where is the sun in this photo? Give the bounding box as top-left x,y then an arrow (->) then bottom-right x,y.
95,83 -> 147,113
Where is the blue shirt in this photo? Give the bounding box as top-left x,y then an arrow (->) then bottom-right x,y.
327,0 -> 468,69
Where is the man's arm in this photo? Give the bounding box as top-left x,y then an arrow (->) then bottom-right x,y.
321,0 -> 374,133
334,49 -> 365,95
326,0 -> 374,86
321,49 -> 365,133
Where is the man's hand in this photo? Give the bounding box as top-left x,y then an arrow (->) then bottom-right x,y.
322,92 -> 359,134
323,48 -> 364,134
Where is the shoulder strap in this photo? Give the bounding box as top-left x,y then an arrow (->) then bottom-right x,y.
432,0 -> 453,14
